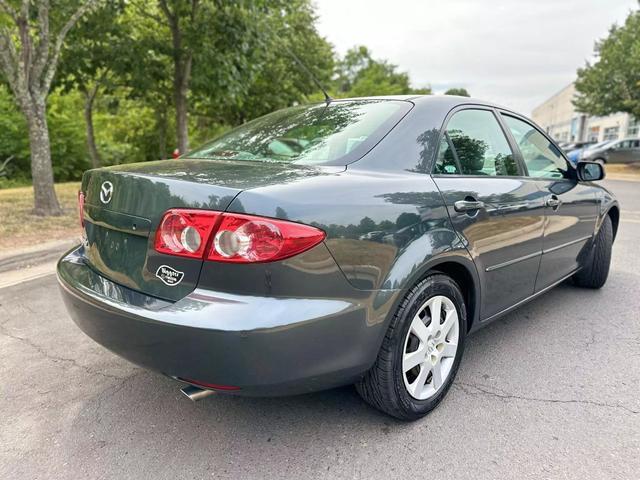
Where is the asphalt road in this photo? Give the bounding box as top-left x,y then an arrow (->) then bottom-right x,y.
1,180 -> 639,480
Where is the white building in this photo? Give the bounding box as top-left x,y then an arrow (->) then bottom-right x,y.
531,83 -> 639,143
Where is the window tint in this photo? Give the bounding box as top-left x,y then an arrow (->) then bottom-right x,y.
185,100 -> 411,166
437,109 -> 518,176
502,115 -> 568,179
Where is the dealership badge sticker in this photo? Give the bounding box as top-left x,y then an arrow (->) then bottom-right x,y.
156,265 -> 184,286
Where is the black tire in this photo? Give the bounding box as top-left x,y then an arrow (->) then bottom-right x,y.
573,215 -> 613,289
356,273 -> 467,420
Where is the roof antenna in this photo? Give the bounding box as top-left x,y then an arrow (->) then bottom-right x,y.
286,48 -> 332,104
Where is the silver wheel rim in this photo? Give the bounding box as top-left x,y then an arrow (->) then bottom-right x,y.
402,295 -> 459,400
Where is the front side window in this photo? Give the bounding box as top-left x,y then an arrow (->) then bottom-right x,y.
435,109 -> 518,176
185,100 -> 411,166
502,115 -> 568,179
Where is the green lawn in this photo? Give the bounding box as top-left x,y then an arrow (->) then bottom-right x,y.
0,182 -> 81,252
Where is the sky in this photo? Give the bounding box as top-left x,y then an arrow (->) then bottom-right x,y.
314,0 -> 637,115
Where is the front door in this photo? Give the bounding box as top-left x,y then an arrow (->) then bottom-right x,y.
499,113 -> 599,290
432,108 -> 545,320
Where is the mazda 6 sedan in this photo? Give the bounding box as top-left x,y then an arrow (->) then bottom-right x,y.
58,95 -> 619,420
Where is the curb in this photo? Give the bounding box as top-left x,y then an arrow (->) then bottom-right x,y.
0,239 -> 78,274
605,174 -> 640,183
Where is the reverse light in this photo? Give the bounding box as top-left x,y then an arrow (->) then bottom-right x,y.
154,209 -> 325,263
208,213 -> 325,263
154,209 -> 220,259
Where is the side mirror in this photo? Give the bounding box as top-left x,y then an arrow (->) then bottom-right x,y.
577,161 -> 605,182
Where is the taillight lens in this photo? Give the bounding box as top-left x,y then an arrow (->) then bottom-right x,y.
154,209 -> 221,259
208,213 -> 325,263
78,191 -> 85,228
154,209 -> 325,263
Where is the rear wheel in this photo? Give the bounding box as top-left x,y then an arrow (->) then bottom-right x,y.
356,274 -> 467,420
573,215 -> 613,289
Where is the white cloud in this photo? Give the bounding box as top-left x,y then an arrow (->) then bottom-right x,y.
314,0 -> 637,114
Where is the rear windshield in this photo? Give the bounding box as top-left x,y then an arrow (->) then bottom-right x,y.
184,99 -> 412,166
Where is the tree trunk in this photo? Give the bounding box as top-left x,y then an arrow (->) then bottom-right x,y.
24,99 -> 63,216
159,0 -> 196,156
156,107 -> 168,159
173,57 -> 191,154
83,87 -> 101,169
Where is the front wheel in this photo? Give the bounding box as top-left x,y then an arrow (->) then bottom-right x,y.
356,274 -> 467,420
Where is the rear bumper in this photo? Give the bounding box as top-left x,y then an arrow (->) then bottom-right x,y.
57,247 -> 384,396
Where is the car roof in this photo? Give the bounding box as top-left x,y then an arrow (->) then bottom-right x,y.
331,94 -> 518,115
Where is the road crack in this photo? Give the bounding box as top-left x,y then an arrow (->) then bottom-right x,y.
0,324 -> 126,381
455,381 -> 639,414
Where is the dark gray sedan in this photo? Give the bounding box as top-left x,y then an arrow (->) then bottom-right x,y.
58,96 -> 618,420
582,138 -> 640,163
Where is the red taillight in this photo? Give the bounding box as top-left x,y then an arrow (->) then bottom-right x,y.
154,209 -> 221,259
78,191 -> 85,228
208,213 -> 325,263
154,209 -> 325,263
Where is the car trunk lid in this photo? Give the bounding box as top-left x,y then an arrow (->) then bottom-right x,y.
80,159 -> 336,301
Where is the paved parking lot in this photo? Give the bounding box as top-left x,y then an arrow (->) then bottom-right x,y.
1,180 -> 639,479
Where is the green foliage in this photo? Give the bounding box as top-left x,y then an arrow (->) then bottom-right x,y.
205,0 -> 335,124
574,8 -> 640,118
47,91 -> 90,180
57,1 -> 130,94
0,85 -> 88,183
444,88 -> 470,97
0,87 -> 30,180
1,2 -> 434,186
333,46 -> 431,98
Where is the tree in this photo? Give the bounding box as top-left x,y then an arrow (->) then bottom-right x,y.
58,1 -> 128,169
574,8 -> 640,119
200,0 -> 334,125
0,0 -> 97,215
444,87 -> 470,97
334,46 -> 431,98
143,0 -> 270,154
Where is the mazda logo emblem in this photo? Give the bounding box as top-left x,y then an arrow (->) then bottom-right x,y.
100,181 -> 114,204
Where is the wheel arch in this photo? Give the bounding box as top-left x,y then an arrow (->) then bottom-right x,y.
389,253 -> 481,333
606,205 -> 619,240
427,259 -> 480,332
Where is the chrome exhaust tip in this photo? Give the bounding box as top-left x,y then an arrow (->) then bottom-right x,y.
181,384 -> 216,402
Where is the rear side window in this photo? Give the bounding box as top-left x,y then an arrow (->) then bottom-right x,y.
434,109 -> 518,176
619,139 -> 640,148
502,115 -> 568,179
184,100 -> 411,166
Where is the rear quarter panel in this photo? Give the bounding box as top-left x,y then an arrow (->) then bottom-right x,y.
226,170 -> 469,292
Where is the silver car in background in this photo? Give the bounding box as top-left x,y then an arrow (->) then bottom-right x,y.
582,138 -> 640,163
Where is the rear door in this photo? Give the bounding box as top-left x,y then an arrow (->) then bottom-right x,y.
499,113 -> 599,290
432,108 -> 545,320
608,139 -> 636,163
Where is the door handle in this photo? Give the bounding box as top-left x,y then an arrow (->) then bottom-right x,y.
454,199 -> 485,213
545,195 -> 562,210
